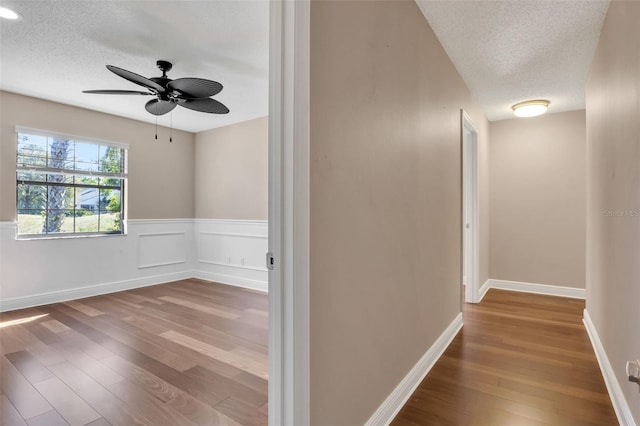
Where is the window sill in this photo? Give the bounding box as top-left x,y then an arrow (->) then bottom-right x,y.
16,232 -> 127,241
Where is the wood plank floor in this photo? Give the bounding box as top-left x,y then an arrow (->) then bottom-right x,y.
392,289 -> 618,426
0,279 -> 268,426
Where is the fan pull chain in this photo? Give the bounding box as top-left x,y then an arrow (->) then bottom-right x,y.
155,116 -> 158,140
170,112 -> 173,143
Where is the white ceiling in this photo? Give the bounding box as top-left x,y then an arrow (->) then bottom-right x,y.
0,1 -> 269,133
1,1 -> 610,128
416,0 -> 610,121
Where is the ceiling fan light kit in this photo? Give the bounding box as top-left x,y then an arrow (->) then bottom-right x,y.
83,60 -> 230,117
511,99 -> 550,118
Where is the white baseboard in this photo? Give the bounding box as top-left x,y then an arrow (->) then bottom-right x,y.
0,269 -> 268,312
364,313 -> 463,426
0,271 -> 193,312
193,270 -> 268,292
486,279 -> 585,299
478,279 -> 491,302
583,310 -> 637,426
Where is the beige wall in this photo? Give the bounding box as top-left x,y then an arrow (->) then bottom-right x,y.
586,0 -> 640,422
310,1 -> 489,424
0,91 -> 195,220
489,111 -> 586,288
195,116 -> 268,220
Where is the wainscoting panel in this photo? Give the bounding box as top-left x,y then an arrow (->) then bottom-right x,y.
195,219 -> 268,292
138,232 -> 187,269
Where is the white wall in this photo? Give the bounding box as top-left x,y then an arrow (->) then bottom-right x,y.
0,219 -> 267,311
489,111 -> 587,289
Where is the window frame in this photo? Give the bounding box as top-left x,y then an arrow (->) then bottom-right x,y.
15,126 -> 128,239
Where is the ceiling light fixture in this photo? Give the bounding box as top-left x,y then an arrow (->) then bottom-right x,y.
0,6 -> 21,20
512,100 -> 550,118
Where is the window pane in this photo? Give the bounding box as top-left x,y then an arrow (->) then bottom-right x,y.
99,177 -> 122,188
74,141 -> 100,172
77,176 -> 99,186
76,187 -> 99,213
17,184 -> 46,215
47,138 -> 72,169
47,173 -> 74,184
17,134 -> 47,167
100,188 -> 122,232
17,209 -> 45,235
17,181 -> 46,234
17,171 -> 47,182
75,210 -> 98,233
100,146 -> 122,174
44,209 -> 73,233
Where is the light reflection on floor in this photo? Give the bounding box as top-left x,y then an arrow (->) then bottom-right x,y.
0,313 -> 49,328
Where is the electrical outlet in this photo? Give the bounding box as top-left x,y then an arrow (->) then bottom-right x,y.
626,360 -> 640,384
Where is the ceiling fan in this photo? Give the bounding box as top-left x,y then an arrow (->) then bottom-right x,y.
83,60 -> 229,116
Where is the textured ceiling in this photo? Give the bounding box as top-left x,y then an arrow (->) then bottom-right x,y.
1,1 -> 610,128
416,0 -> 610,121
0,1 -> 269,133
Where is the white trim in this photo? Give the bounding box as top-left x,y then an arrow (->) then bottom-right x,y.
193,270 -> 268,293
15,125 -> 129,149
0,270 -> 269,312
138,260 -> 186,269
198,260 -> 267,272
268,0 -> 310,424
486,279 -> 585,299
462,110 -> 480,303
199,231 -> 267,239
194,218 -> 268,226
583,310 -> 637,426
478,279 -> 491,302
137,232 -> 186,237
365,313 -> 463,426
126,219 -> 195,225
0,271 -> 192,312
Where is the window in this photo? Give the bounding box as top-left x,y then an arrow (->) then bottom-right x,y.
16,127 -> 128,237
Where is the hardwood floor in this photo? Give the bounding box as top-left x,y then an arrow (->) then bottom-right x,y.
0,279 -> 268,426
392,289 -> 618,426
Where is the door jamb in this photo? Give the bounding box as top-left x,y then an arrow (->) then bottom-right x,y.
461,110 -> 480,304
268,1 -> 310,425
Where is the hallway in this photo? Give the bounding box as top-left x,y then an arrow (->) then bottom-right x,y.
392,290 -> 617,425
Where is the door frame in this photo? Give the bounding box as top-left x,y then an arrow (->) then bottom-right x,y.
268,1 -> 310,425
461,110 -> 480,304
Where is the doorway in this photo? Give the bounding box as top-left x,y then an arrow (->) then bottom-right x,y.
462,110 -> 480,303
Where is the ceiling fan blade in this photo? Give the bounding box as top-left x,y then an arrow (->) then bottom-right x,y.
83,90 -> 153,95
179,98 -> 229,114
145,99 -> 177,116
107,65 -> 164,92
168,78 -> 223,98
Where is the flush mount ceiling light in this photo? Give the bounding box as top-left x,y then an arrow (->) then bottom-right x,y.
511,100 -> 550,118
0,6 -> 21,20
